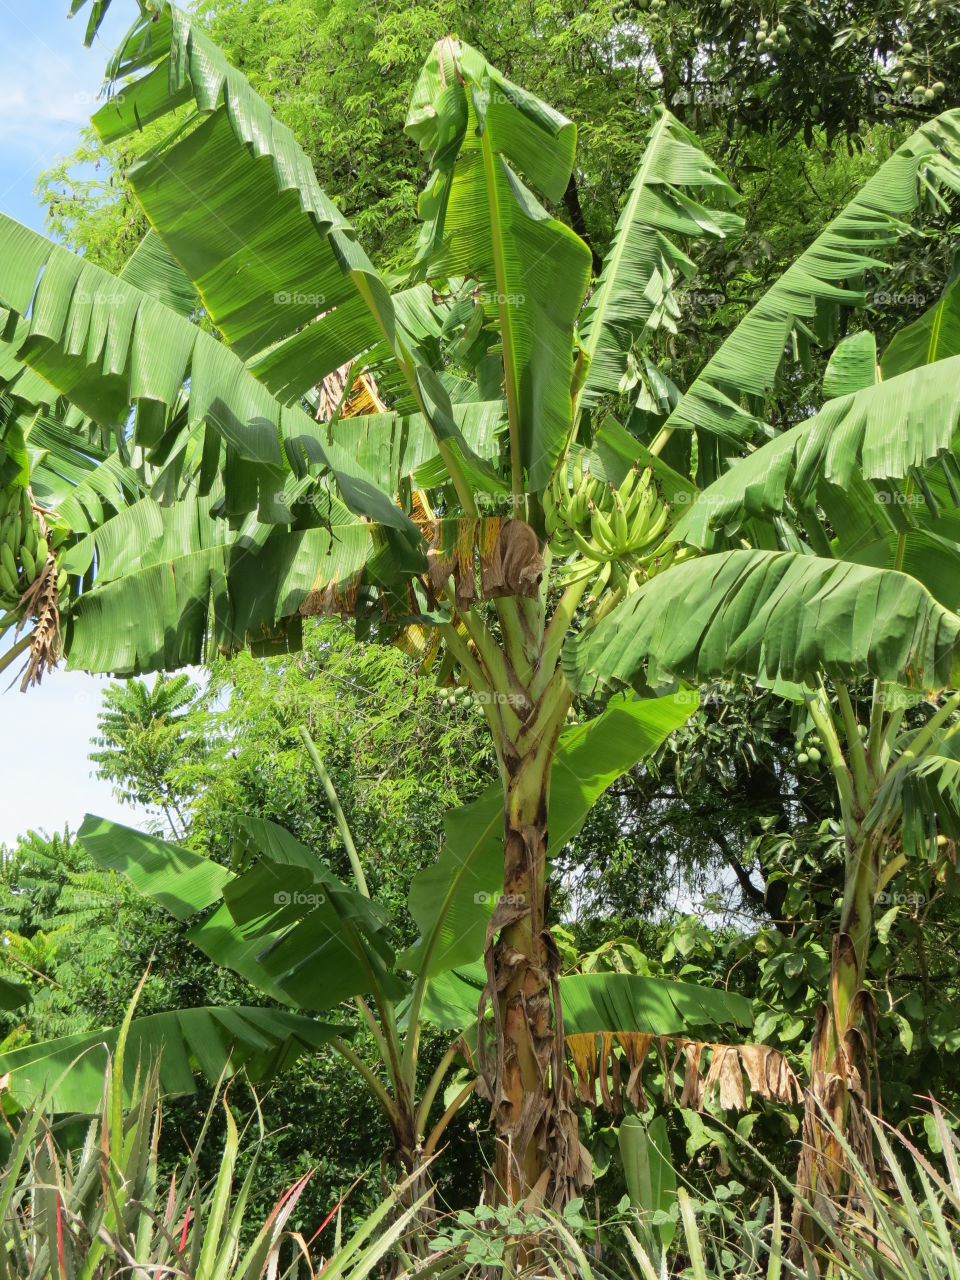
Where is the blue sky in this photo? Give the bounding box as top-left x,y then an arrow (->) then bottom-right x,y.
0,0 -> 147,846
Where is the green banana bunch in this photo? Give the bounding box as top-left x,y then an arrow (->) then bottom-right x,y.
0,481 -> 49,610
546,452 -> 694,596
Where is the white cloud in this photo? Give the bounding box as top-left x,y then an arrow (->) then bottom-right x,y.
0,2 -> 131,153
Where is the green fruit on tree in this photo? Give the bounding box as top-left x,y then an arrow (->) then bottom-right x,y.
19,543 -> 36,582
0,541 -> 16,584
808,746 -> 822,764
797,752 -> 809,765
902,40 -> 913,55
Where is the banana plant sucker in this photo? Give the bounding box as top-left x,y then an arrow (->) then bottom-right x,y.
793,681 -> 960,1245
298,728 -> 473,1191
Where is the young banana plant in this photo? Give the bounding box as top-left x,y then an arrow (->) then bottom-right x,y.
5,0 -> 960,1213
0,727 -> 751,1209
784,680 -> 960,1251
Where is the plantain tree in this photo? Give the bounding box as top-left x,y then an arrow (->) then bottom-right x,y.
4,0 -> 960,1210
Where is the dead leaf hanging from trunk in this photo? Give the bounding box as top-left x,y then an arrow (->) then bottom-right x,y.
567,1032 -> 800,1115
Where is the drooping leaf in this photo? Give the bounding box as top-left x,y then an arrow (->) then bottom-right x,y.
62,490 -> 380,674
90,5 -> 499,491
662,111 -> 960,444
564,548 -> 960,698
672,355 -> 960,546
822,331 -> 878,398
222,817 -> 407,1008
559,972 -> 753,1035
80,814 -> 405,1011
0,1006 -> 345,1113
418,965 -> 752,1034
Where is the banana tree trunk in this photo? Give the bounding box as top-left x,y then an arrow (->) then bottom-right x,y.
793,827 -> 881,1250
479,726 -> 587,1208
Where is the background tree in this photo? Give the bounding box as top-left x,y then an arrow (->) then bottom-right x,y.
90,673 -> 209,838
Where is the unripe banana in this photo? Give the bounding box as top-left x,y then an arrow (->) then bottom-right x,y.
0,563 -> 16,597
543,482 -> 559,534
589,503 -> 618,554
1,542 -> 17,584
569,487 -> 589,527
618,466 -> 639,504
19,542 -> 36,583
611,491 -> 630,548
587,557 -> 612,599
19,488 -> 31,526
642,502 -> 670,548
586,476 -> 607,506
571,527 -> 608,563
628,486 -> 657,545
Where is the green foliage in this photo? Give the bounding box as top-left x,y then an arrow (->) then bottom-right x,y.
91,673 -> 209,837
0,1032 -> 433,1278
9,0 -> 960,1238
